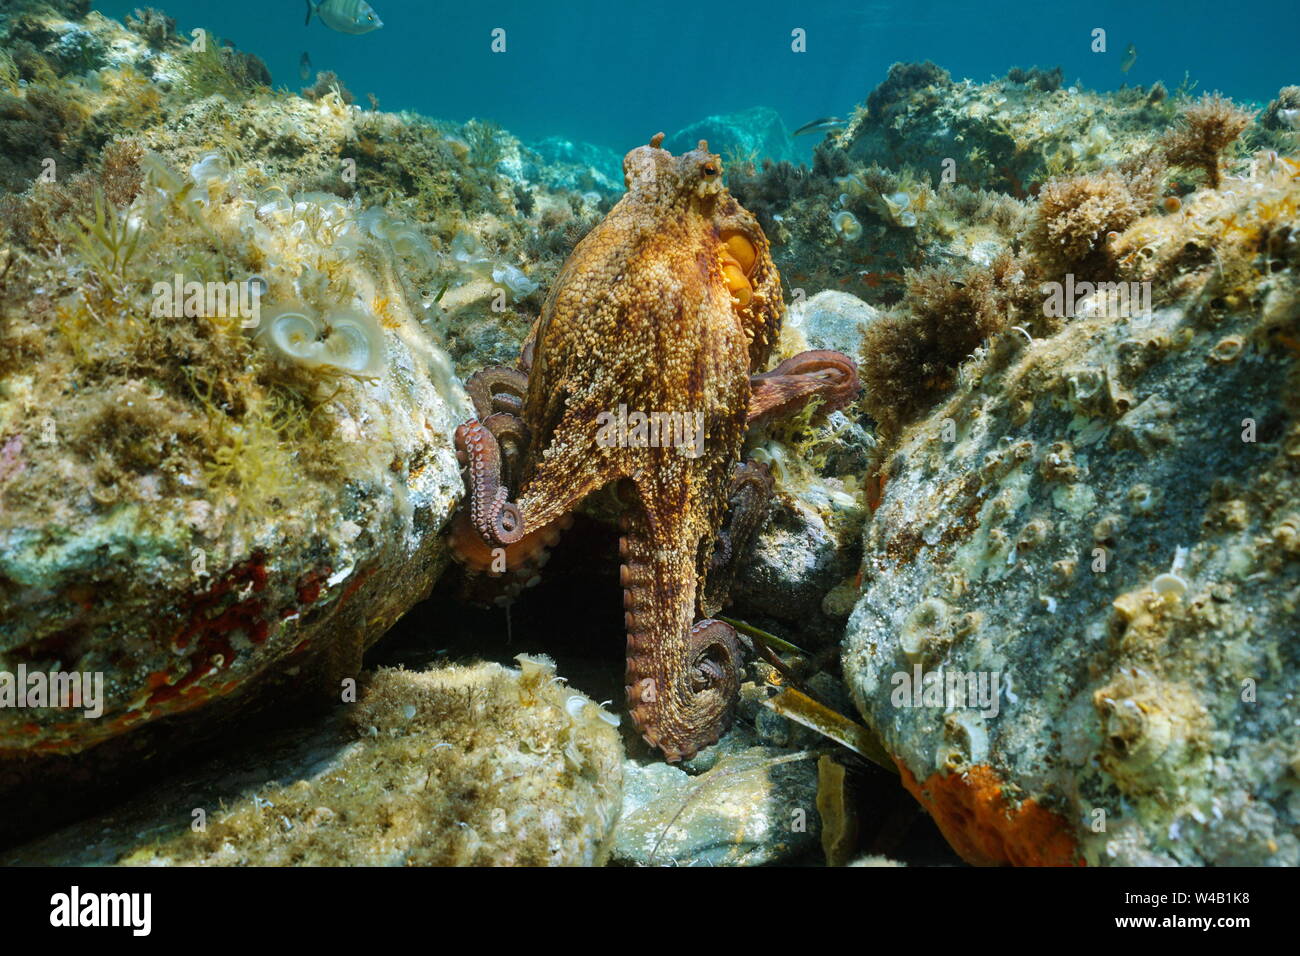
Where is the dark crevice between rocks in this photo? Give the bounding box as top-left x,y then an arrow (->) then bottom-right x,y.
372,514 -> 964,867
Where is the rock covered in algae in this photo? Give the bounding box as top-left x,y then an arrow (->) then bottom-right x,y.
5,656 -> 624,866
843,63 -> 1168,194
0,150 -> 468,766
726,66 -> 1294,314
842,156 -> 1300,865
731,490 -> 864,647
0,2 -> 628,386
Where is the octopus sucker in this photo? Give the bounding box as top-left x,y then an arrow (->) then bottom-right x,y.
465,365 -> 530,420
449,136 -> 859,760
454,420 -> 523,546
480,412 -> 529,478
703,461 -> 776,612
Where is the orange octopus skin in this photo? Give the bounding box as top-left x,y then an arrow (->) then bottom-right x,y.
454,134 -> 857,761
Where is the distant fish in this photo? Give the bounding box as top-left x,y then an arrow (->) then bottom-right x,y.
793,117 -> 848,137
1120,43 -> 1137,73
298,51 -> 313,81
305,0 -> 383,35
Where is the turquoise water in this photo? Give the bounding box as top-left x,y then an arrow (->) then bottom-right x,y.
95,0 -> 1298,152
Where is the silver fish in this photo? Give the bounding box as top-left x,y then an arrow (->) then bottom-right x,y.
298,51 -> 313,81
793,116 -> 848,137
305,0 -> 383,35
1120,43 -> 1137,73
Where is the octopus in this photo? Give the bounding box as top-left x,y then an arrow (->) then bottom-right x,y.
451,134 -> 859,761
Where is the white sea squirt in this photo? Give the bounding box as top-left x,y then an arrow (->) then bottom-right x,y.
358,207 -> 438,270
492,263 -> 539,298
565,693 -> 621,727
256,304 -> 386,379
450,230 -> 538,299
189,151 -> 230,190
830,209 -> 863,242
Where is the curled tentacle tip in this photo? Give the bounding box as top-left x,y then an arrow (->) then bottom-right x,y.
624,618 -> 744,762
492,501 -> 524,545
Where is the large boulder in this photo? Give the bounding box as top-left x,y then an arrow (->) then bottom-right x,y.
0,152 -> 468,834
5,658 -> 625,866
843,165 -> 1300,864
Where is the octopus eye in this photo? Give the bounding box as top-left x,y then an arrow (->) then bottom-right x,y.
703,163 -> 719,177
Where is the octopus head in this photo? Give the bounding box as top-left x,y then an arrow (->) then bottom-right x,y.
679,139 -> 726,199
619,132 -> 781,362
622,133 -> 726,206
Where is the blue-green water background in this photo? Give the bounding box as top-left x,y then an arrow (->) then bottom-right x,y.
96,0 -> 1298,156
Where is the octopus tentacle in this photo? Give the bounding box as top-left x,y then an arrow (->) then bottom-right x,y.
465,366 -> 529,420
448,509 -> 571,576
621,512 -> 744,762
702,460 -> 775,615
454,419 -> 524,545
747,349 -> 861,425
449,509 -> 573,605
481,411 -> 529,487
686,620 -> 744,699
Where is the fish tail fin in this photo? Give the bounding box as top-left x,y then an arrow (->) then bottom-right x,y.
304,0 -> 314,26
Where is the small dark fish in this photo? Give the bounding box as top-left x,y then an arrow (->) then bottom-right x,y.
1120,43 -> 1137,73
299,51 -> 313,81
793,117 -> 848,137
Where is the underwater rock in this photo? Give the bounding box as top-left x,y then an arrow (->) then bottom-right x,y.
3,7 -> 113,76
732,491 -> 864,647
866,61 -> 953,127
613,746 -> 819,866
525,136 -> 623,195
0,155 -> 468,798
5,657 -> 625,865
730,150 -> 1031,309
728,295 -> 875,647
0,3 -> 586,343
784,289 -> 879,364
843,65 -> 1184,196
1261,85 -> 1300,131
722,298 -> 875,648
0,7 -> 608,808
123,7 -> 177,50
843,156 -> 1300,865
665,106 -> 797,166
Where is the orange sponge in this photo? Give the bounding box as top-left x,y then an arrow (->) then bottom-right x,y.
897,762 -> 1084,867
